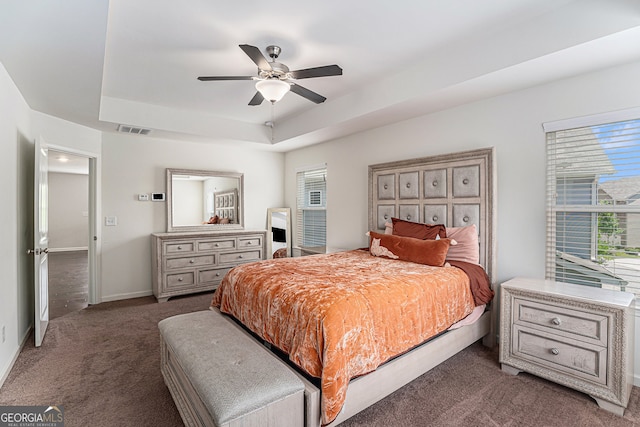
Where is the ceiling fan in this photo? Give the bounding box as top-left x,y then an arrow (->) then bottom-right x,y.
198,44 -> 342,105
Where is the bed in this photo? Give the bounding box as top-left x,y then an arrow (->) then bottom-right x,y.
212,148 -> 497,426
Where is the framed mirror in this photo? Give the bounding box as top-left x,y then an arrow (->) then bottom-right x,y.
166,168 -> 244,232
266,208 -> 291,259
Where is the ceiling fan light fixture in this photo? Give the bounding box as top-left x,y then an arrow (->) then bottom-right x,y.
255,79 -> 290,103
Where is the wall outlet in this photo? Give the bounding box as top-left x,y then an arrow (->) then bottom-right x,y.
105,216 -> 118,226
138,194 -> 149,201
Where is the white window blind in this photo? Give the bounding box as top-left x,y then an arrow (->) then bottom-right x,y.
296,167 -> 327,249
546,118 -> 640,297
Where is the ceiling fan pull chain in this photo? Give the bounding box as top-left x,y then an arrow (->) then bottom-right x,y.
270,104 -> 275,143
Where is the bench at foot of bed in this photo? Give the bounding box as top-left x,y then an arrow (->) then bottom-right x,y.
159,309 -> 305,427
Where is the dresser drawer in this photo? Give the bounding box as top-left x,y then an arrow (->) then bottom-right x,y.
197,239 -> 235,251
198,267 -> 233,285
513,325 -> 607,385
513,298 -> 608,346
164,242 -> 195,254
166,254 -> 215,270
219,250 -> 261,264
166,272 -> 195,289
238,236 -> 262,249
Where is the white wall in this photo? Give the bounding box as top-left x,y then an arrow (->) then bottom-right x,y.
48,172 -> 89,250
0,62 -> 32,387
100,133 -> 284,301
172,180 -> 204,226
285,59 -> 640,381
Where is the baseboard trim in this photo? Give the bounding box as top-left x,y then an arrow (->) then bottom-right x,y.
49,247 -> 88,253
0,326 -> 32,390
100,290 -> 153,303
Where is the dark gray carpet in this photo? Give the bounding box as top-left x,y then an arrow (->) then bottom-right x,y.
1,292 -> 638,426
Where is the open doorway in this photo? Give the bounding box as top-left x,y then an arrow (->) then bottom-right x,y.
47,150 -> 89,319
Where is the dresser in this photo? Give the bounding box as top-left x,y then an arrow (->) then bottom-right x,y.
500,277 -> 635,415
151,230 -> 266,302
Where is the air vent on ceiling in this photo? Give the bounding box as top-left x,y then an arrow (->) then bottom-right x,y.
117,124 -> 151,135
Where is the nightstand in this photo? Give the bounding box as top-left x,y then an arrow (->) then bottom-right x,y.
500,277 -> 635,416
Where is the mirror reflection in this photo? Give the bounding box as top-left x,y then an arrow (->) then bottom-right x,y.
267,208 -> 291,259
166,169 -> 244,232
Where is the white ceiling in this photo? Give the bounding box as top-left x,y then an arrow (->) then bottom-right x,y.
1,0 -> 640,152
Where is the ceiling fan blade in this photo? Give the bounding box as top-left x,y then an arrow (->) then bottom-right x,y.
289,65 -> 342,80
239,44 -> 272,71
290,83 -> 327,104
248,91 -> 264,106
197,76 -> 254,81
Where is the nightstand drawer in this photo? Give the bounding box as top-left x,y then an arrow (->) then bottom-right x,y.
514,298 -> 608,346
513,325 -> 607,385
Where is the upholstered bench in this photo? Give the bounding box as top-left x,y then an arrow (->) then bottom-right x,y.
159,309 -> 305,427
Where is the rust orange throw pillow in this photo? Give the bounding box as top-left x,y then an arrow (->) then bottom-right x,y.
391,217 -> 446,240
369,231 -> 451,267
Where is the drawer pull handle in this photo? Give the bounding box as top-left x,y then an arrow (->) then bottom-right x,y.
238,255 -> 243,259
551,318 -> 561,326
189,259 -> 195,264
247,242 -> 252,245
215,273 -> 220,277
178,278 -> 183,282
215,243 -> 219,247
177,246 -> 182,250
550,348 -> 560,356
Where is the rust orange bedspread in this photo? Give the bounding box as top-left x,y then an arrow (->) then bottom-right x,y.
211,249 -> 476,424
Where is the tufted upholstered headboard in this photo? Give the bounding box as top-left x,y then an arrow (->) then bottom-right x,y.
368,148 -> 496,282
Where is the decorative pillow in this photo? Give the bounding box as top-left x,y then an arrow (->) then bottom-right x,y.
391,217 -> 446,240
445,224 -> 480,264
368,231 -> 452,267
384,222 -> 393,235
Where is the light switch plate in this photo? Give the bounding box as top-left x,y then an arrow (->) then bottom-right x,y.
105,216 -> 118,226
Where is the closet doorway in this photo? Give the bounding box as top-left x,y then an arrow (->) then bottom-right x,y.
47,150 -> 90,319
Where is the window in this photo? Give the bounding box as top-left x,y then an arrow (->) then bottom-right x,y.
546,117 -> 640,296
296,166 -> 326,249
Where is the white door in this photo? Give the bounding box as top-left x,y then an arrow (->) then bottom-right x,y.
32,138 -> 49,347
